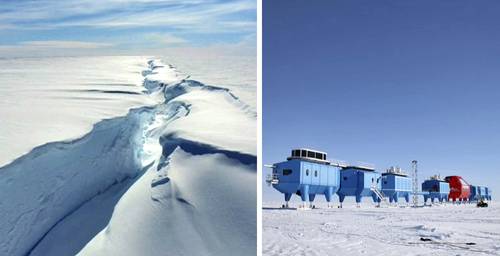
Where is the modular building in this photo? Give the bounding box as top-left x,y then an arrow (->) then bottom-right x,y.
266,149 -> 494,209
421,176 -> 449,203
477,186 -> 486,200
445,176 -> 471,202
267,149 -> 341,208
469,185 -> 479,201
337,166 -> 382,206
484,187 -> 492,201
381,167 -> 412,203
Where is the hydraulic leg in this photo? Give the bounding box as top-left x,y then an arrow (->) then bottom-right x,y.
356,195 -> 362,208
371,193 -> 380,207
283,193 -> 292,208
309,194 -> 316,208
325,187 -> 333,208
300,185 -> 310,209
338,194 -> 345,208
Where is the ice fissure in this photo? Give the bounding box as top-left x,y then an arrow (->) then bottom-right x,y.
0,59 -> 256,256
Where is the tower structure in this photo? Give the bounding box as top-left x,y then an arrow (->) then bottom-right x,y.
411,160 -> 418,207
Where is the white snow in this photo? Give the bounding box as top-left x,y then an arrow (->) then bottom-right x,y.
76,59 -> 256,256
0,107 -> 151,256
263,201 -> 500,256
79,149 -> 255,256
160,54 -> 256,111
0,56 -> 158,167
143,59 -> 188,92
166,89 -> 256,155
0,56 -> 256,256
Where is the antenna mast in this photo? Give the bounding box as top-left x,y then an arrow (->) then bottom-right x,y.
412,160 -> 418,207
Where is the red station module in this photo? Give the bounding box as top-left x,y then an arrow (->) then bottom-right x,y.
445,176 -> 471,202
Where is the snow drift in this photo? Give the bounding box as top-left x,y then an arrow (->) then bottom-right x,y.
0,57 -> 256,256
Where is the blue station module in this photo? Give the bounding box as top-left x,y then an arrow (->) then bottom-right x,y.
337,165 -> 382,206
421,176 -> 449,203
267,149 -> 341,208
469,185 -> 479,201
469,185 -> 487,201
484,187 -> 492,201
381,167 -> 412,203
478,186 -> 486,200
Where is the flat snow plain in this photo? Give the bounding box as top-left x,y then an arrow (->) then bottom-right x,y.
263,201 -> 500,256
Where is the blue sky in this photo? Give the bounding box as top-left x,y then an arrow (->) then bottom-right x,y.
263,0 -> 500,201
0,0 -> 256,57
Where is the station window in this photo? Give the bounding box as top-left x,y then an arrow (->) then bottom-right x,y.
343,177 -> 347,181
315,152 -> 322,159
306,169 -> 309,176
301,150 -> 306,157
294,150 -> 300,157
314,170 -> 318,177
307,151 -> 315,158
283,169 -> 292,176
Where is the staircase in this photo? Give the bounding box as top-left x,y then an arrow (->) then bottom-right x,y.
370,186 -> 389,206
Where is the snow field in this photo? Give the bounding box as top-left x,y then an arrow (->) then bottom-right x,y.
0,56 -> 256,256
78,58 -> 256,256
263,202 -> 500,256
0,56 -> 159,167
0,107 -> 152,256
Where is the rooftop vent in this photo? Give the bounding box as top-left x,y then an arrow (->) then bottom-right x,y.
382,166 -> 408,176
287,148 -> 329,163
430,175 -> 443,181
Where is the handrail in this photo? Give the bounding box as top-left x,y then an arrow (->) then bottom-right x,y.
370,185 -> 389,206
265,174 -> 279,186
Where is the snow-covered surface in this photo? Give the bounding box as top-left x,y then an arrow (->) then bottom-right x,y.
166,89 -> 256,155
0,56 -> 159,167
160,54 -> 256,111
263,201 -> 500,256
77,59 -> 256,256
0,56 -> 256,256
0,109 -> 149,256
79,149 -> 255,256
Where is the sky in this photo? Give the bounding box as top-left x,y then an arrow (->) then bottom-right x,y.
0,0 -> 256,57
263,0 -> 500,202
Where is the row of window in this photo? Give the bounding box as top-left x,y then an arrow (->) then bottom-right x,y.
342,177 -> 380,183
282,169 -> 318,177
291,150 -> 326,161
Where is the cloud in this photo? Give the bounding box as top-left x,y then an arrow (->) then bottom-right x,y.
0,24 -> 16,30
145,32 -> 256,58
0,0 -> 256,33
145,33 -> 188,46
0,1 -> 256,57
19,41 -> 113,49
0,41 -> 114,57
